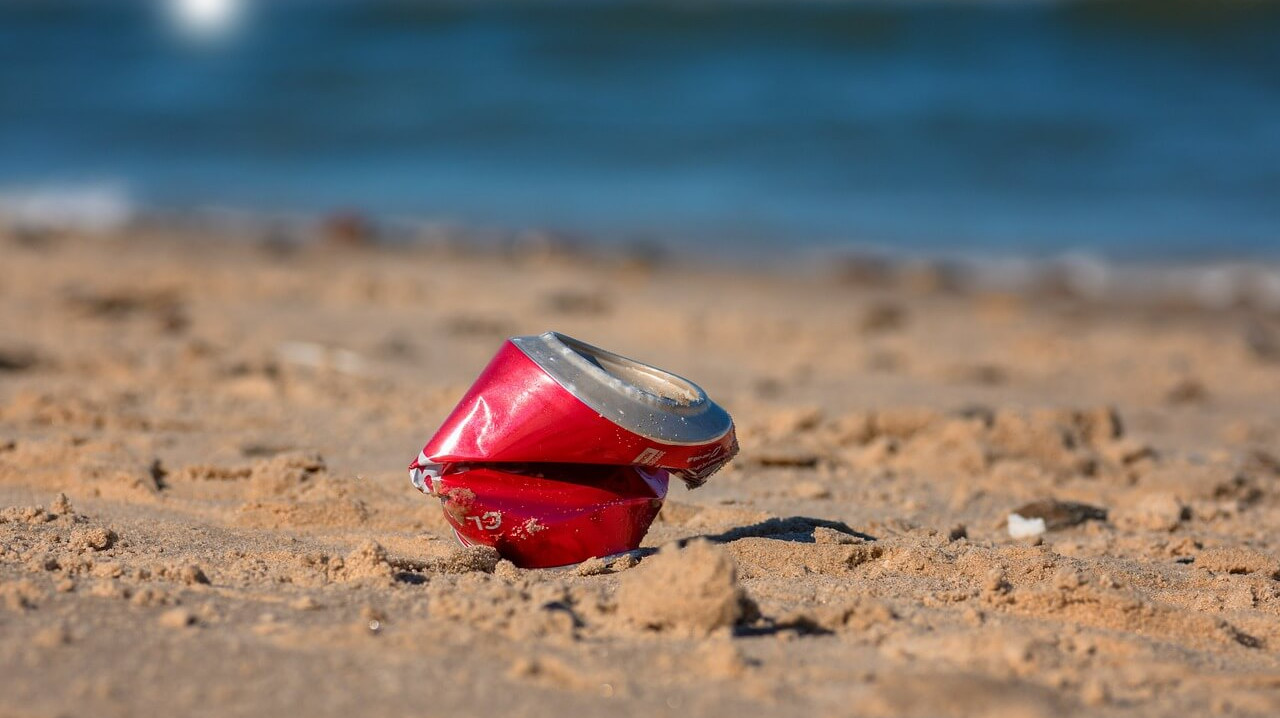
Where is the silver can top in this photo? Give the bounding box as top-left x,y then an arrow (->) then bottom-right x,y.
511,331 -> 733,446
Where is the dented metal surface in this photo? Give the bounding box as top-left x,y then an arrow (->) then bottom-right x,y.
410,331 -> 737,568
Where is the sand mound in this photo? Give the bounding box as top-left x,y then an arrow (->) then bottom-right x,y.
614,539 -> 750,636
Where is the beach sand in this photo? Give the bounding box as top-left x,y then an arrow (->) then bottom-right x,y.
2,228 -> 1279,717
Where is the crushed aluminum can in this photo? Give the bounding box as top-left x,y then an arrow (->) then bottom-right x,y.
409,331 -> 738,568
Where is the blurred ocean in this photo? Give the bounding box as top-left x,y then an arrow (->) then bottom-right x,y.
2,0 -> 1279,260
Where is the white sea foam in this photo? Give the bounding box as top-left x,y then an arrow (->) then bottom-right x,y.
0,183 -> 134,233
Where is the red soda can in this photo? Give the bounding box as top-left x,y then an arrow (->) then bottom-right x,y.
410,331 -> 738,568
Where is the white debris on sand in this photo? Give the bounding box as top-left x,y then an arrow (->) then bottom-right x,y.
1007,513 -> 1047,539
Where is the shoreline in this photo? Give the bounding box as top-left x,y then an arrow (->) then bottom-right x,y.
7,205 -> 1280,314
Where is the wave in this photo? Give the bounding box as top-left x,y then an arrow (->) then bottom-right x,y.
0,183 -> 134,233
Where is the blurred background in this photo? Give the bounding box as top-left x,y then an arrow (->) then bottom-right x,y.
2,0 -> 1278,261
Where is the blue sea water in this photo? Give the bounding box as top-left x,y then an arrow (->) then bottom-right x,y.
1,0 -> 1278,259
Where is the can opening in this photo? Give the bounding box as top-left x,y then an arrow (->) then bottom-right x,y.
560,335 -> 701,406
511,331 -> 732,443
